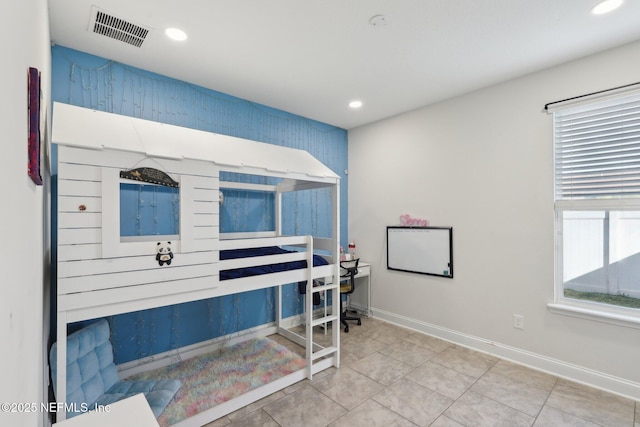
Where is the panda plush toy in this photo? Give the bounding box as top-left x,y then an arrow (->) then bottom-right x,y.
156,241 -> 174,266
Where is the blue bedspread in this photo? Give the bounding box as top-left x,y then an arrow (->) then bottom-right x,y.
220,246 -> 328,281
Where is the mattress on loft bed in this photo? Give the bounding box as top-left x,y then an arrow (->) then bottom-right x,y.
219,246 -> 329,280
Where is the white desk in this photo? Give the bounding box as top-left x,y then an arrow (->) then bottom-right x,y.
345,262 -> 371,317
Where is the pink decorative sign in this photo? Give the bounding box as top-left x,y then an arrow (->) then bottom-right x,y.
400,214 -> 428,227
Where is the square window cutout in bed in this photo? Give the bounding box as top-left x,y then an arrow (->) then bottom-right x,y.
120,182 -> 180,242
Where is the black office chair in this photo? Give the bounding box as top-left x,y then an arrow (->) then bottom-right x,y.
340,259 -> 362,333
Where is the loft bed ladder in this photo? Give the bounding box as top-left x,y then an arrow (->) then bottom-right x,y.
283,179 -> 340,379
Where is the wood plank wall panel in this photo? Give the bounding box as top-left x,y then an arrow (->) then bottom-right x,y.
59,276 -> 221,314
57,146 -> 220,303
58,250 -> 218,278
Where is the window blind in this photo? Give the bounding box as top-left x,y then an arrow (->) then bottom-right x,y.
554,91 -> 640,200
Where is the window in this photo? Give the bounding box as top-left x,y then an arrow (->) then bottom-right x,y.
101,167 -> 193,258
120,182 -> 180,241
552,87 -> 640,321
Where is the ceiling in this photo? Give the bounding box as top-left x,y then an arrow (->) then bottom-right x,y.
48,0 -> 640,130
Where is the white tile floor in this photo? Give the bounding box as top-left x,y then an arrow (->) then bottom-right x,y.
205,317 -> 638,427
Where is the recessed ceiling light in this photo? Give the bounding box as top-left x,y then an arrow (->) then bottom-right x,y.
591,0 -> 623,15
349,100 -> 363,109
165,27 -> 188,41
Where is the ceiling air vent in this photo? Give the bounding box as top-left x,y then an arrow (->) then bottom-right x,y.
89,7 -> 150,48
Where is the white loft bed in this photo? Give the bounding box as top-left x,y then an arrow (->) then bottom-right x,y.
52,102 -> 341,425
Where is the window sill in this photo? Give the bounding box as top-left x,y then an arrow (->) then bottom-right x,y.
548,302 -> 640,329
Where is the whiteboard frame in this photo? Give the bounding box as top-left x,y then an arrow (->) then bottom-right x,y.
386,226 -> 453,278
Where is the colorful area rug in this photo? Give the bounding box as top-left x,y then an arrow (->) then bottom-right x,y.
127,337 -> 307,426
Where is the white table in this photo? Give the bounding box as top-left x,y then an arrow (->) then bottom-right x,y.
53,394 -> 159,427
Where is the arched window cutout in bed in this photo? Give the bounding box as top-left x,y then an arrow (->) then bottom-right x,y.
119,167 -> 181,243
101,166 -> 197,258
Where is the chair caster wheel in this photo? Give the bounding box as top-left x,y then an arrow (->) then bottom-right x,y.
357,319 -> 362,326
344,326 -> 349,333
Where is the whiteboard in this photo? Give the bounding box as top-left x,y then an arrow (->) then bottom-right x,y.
387,226 -> 453,278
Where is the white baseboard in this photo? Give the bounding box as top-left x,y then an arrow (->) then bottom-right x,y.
372,307 -> 640,401
347,302 -> 370,316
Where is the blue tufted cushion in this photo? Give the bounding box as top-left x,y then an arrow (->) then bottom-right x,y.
50,319 -> 181,419
50,319 -> 120,416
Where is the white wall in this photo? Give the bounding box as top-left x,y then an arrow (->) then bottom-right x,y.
349,40 -> 640,399
0,0 -> 50,426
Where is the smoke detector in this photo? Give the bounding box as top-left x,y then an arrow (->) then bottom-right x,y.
88,6 -> 150,48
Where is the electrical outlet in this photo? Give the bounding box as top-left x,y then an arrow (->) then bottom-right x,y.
513,314 -> 524,329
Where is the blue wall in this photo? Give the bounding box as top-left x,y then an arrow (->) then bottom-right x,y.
51,45 -> 347,364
